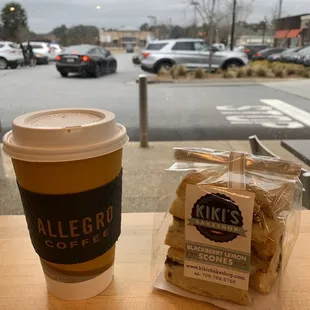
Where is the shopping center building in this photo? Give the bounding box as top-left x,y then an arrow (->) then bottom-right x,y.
99,27 -> 153,48
274,14 -> 310,47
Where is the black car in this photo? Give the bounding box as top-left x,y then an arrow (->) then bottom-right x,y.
252,48 -> 286,61
243,44 -> 270,59
56,45 -> 117,78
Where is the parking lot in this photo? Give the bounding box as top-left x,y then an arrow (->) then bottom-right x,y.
1,53 -> 310,141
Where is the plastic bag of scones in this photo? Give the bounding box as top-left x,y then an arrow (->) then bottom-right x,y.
152,147 -> 303,309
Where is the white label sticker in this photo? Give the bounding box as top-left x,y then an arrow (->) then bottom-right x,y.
184,185 -> 255,290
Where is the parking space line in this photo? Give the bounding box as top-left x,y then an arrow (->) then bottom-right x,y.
261,99 -> 310,127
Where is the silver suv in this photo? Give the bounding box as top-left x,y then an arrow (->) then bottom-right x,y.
141,39 -> 248,74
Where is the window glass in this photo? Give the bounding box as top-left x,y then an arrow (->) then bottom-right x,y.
145,43 -> 167,50
172,42 -> 195,51
194,42 -> 209,51
30,44 -> 43,49
64,46 -> 91,54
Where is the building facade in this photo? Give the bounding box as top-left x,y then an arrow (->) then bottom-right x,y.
274,14 -> 310,47
99,27 -> 152,48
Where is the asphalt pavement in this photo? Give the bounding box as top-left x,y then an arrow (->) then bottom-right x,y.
1,53 -> 310,141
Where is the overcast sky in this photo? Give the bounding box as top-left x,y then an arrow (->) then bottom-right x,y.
1,0 -> 309,33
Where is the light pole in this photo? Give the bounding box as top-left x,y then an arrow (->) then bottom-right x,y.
148,15 -> 158,39
230,0 -> 237,51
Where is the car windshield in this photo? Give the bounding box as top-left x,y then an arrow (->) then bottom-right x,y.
299,46 -> 310,55
63,46 -> 91,54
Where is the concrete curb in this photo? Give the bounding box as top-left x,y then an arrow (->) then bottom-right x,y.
136,77 -> 304,86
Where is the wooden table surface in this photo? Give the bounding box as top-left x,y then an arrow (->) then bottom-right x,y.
1,212 -> 310,310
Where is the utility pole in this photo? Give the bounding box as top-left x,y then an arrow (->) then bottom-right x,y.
190,0 -> 199,36
262,16 -> 267,44
230,0 -> 237,51
169,17 -> 172,39
208,0 -> 216,70
278,0 -> 283,19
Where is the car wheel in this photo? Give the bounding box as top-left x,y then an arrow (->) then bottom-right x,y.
60,72 -> 68,77
155,61 -> 173,74
94,64 -> 101,78
110,61 -> 117,74
0,57 -> 8,70
80,69 -> 88,78
10,63 -> 18,69
223,60 -> 243,70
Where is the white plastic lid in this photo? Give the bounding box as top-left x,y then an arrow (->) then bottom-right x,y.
2,108 -> 129,162
45,264 -> 114,300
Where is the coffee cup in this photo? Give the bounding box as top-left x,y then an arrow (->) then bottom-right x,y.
2,108 -> 128,300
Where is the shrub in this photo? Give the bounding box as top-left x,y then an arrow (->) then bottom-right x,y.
286,65 -> 297,76
170,65 -> 187,79
302,70 -> 310,78
158,67 -> 170,77
222,69 -> 236,79
273,67 -> 286,78
255,66 -> 268,77
294,65 -> 307,77
194,68 -> 206,79
234,67 -> 246,78
245,66 -> 254,77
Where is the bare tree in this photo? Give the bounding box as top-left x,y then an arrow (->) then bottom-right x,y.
194,0 -> 254,29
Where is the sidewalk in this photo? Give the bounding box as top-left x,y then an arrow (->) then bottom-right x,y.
263,79 -> 310,100
0,141 -> 309,215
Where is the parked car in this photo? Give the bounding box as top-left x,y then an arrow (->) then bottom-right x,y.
267,48 -> 299,62
141,39 -> 249,74
303,54 -> 310,66
252,48 -> 286,61
242,44 -> 270,59
126,44 -> 134,53
212,43 -> 226,51
56,44 -> 117,78
280,46 -> 306,63
23,41 -> 51,64
0,41 -> 23,69
267,53 -> 282,62
292,46 -> 310,64
50,43 -> 64,61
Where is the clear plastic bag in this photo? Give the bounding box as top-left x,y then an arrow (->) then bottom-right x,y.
152,147 -> 302,309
